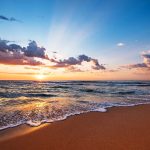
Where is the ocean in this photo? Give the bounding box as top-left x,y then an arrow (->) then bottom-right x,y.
0,80 -> 150,130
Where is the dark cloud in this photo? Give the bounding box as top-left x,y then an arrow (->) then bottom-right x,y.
50,54 -> 105,71
0,15 -> 22,23
0,15 -> 9,21
126,63 -> 148,69
24,41 -> 49,59
0,39 -> 48,66
124,51 -> 150,71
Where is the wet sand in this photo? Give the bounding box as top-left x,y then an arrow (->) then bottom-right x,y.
0,105 -> 150,150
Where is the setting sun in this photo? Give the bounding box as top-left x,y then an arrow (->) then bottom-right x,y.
35,74 -> 45,80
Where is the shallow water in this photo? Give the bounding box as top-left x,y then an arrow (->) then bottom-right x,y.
0,80 -> 150,130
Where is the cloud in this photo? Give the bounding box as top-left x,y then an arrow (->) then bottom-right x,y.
24,67 -> 41,70
124,50 -> 150,71
0,38 -> 106,72
24,41 -> 49,59
0,15 -> 22,23
0,51 -> 43,66
117,42 -> 125,47
142,51 -> 150,67
0,39 -> 48,66
0,71 -> 37,75
50,54 -> 106,71
125,63 -> 148,69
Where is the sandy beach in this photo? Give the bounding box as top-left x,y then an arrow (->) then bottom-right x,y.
0,105 -> 150,150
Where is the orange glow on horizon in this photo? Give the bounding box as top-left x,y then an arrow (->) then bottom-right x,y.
0,65 -> 150,81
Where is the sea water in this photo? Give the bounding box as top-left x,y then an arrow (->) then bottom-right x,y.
0,80 -> 150,130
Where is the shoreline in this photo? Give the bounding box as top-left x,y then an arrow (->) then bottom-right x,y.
1,104 -> 150,150
0,103 -> 149,133
0,104 -> 145,139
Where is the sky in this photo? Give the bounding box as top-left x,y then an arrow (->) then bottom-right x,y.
0,0 -> 150,80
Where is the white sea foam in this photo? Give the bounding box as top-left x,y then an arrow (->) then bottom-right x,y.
1,102 -> 150,131
93,107 -> 107,112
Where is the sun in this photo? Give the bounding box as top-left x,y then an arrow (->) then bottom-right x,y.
35,74 -> 45,81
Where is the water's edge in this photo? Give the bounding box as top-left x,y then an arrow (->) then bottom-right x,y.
1,102 -> 149,132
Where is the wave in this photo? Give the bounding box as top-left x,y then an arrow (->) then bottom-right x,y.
111,91 -> 136,95
51,86 -> 70,89
0,92 -> 22,98
0,93 -> 57,98
79,89 -> 142,95
26,93 -> 56,97
0,101 -> 150,131
79,88 -> 104,93
80,89 -> 95,93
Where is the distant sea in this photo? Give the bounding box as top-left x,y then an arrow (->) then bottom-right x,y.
0,80 -> 150,130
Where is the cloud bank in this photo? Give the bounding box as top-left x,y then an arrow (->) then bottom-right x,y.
0,38 -> 105,72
